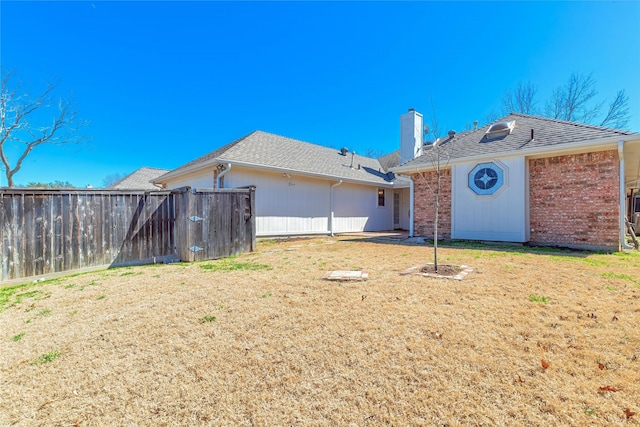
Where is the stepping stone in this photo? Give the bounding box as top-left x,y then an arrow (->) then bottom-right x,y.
323,270 -> 369,281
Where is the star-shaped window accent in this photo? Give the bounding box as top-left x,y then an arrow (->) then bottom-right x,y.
468,162 -> 504,195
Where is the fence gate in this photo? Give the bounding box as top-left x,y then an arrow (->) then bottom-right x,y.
174,187 -> 256,262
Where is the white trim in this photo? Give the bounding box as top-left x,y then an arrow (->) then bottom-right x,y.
619,141 -> 633,250
329,180 -> 342,236
216,163 -> 231,189
394,175 -> 414,237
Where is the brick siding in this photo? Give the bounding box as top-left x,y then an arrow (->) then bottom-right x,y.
529,150 -> 620,249
412,169 -> 452,239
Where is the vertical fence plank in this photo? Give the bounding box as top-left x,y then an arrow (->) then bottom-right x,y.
33,194 -> 45,276
0,188 -> 254,282
43,193 -> 52,275
62,193 -> 71,272
52,194 -> 63,273
23,194 -> 35,279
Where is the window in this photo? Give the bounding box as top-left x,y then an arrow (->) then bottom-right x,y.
468,162 -> 505,196
377,188 -> 385,207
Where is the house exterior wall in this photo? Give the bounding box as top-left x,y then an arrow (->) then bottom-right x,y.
528,150 -> 620,249
165,166 -> 393,236
165,169 -> 215,189
412,169 -> 452,239
452,157 -> 529,242
332,182 -> 393,233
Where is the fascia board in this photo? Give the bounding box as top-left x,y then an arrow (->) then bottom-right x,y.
390,135 -> 639,173
155,157 -> 395,188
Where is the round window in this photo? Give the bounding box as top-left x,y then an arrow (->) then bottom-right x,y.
468,162 -> 504,195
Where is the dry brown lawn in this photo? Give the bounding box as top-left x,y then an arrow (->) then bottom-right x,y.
1,235 -> 639,426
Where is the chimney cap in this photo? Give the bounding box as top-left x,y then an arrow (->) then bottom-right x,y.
408,108 -> 415,112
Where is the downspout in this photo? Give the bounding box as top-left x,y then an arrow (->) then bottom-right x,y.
216,163 -> 231,189
618,141 -> 633,250
394,174 -> 414,237
329,180 -> 343,236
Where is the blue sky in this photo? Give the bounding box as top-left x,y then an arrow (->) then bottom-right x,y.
1,1 -> 639,187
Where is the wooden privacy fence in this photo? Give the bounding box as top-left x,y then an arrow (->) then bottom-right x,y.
175,187 -> 256,262
0,187 -> 255,283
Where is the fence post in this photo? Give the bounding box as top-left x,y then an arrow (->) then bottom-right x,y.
248,186 -> 256,252
172,187 -> 192,262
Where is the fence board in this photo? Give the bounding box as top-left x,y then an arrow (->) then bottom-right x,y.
0,187 -> 255,282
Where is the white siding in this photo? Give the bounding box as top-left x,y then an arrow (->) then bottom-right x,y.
162,165 -> 394,236
227,167 -> 393,235
165,170 -> 215,190
451,157 -> 529,242
333,183 -> 393,233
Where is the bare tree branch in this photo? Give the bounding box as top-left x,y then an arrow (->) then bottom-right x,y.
501,81 -> 538,115
0,71 -> 88,187
499,72 -> 632,128
544,72 -> 602,123
600,89 -> 630,129
426,93 -> 441,140
484,110 -> 501,124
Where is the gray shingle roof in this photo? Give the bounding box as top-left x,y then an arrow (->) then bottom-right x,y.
377,150 -> 400,171
109,167 -> 169,190
160,131 -> 394,185
395,113 -> 637,170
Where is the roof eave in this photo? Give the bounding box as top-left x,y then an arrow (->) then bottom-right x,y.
223,159 -> 395,187
155,157 -> 394,187
390,134 -> 640,173
152,158 -> 220,184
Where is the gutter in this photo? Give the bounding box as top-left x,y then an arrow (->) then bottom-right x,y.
216,163 -> 231,189
618,141 -> 633,250
393,175 -> 414,237
329,180 -> 343,236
